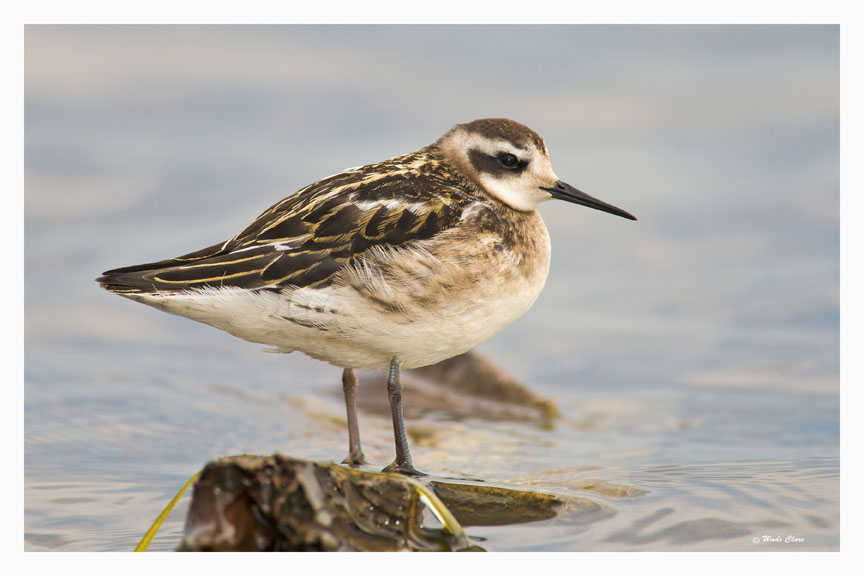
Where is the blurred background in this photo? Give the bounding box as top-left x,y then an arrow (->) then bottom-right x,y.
24,25 -> 838,551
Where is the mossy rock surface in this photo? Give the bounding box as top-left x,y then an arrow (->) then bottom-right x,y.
179,454 -> 613,551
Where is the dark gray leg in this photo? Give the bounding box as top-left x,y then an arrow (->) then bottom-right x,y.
341,368 -> 367,466
382,358 -> 424,475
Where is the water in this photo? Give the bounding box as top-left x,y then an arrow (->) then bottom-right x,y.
24,25 -> 839,551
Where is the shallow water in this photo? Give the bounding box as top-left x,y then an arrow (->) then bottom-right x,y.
24,25 -> 838,551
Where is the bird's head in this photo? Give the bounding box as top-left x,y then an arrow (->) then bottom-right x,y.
436,118 -> 636,220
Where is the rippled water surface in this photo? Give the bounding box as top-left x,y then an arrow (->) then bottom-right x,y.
24,25 -> 839,551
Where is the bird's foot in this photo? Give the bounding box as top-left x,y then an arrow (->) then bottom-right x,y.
382,460 -> 427,477
342,451 -> 369,467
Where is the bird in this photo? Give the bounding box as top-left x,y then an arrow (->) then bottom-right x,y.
97,118 -> 636,476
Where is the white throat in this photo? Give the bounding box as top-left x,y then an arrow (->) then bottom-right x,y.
476,173 -> 553,212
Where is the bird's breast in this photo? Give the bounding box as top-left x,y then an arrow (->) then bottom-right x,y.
322,207 -> 552,368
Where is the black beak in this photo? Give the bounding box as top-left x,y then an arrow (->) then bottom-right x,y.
541,181 -> 637,221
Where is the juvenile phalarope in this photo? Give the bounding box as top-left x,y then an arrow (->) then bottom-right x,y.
98,118 -> 636,475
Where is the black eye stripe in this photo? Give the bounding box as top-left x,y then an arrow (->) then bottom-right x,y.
467,148 -> 527,177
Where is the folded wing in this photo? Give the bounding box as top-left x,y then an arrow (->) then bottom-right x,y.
97,153 -> 477,295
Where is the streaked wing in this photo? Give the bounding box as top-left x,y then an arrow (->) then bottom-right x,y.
97,151 -> 478,294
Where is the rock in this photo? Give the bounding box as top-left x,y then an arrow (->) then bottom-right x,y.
358,351 -> 559,428
179,454 -> 473,551
179,454 -> 615,552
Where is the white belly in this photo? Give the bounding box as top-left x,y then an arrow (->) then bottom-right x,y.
130,211 -> 552,370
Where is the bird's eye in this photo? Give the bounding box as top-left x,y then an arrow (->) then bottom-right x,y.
497,153 -> 519,169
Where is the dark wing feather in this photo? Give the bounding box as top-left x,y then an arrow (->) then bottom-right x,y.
97,150 -> 479,294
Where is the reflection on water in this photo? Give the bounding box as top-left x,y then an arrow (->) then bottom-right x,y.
24,25 -> 838,551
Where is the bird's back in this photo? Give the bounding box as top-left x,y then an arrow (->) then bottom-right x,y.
97,148 -> 481,296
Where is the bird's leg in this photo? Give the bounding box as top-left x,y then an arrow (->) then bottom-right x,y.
341,368 -> 368,466
382,358 -> 424,476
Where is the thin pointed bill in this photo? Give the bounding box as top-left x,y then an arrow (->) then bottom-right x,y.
541,181 -> 637,221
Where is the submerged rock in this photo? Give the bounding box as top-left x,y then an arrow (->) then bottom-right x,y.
429,480 -> 613,527
358,351 -> 559,428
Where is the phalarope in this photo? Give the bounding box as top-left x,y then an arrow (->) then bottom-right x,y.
97,118 -> 636,475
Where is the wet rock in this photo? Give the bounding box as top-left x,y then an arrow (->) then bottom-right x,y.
179,454 -> 474,551
179,454 -> 614,551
